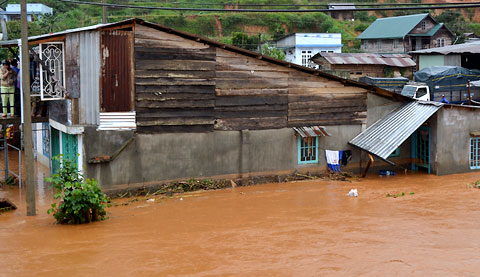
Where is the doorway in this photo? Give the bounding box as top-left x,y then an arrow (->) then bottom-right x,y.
411,126 -> 430,173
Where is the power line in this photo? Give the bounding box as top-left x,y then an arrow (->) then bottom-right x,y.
130,0 -> 480,7
58,0 -> 480,12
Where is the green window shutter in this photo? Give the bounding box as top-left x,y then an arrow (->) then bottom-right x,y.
61,132 -> 78,166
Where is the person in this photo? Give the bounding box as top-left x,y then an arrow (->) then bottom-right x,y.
440,94 -> 450,104
0,60 -> 17,118
10,59 -> 20,116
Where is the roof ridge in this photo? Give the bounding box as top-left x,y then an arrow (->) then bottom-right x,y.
376,13 -> 428,20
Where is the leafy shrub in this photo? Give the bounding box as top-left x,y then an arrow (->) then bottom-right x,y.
47,155 -> 109,224
354,23 -> 369,33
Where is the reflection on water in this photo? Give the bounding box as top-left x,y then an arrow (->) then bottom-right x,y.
1,170 -> 480,276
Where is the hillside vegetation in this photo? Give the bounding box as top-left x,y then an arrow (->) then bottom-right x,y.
4,0 -> 480,52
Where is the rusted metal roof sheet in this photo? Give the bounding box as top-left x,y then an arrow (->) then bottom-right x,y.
101,30 -> 133,112
293,126 -> 330,138
349,101 -> 443,163
313,53 -> 416,67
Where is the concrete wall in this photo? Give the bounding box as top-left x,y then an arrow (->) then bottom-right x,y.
83,125 -> 367,191
80,92 -> 414,190
431,106 -> 480,175
418,55 -> 444,70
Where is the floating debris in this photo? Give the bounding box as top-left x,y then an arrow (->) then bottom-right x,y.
346,189 -> 358,197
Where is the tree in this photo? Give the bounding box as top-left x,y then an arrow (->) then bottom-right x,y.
261,43 -> 286,60
231,32 -> 259,51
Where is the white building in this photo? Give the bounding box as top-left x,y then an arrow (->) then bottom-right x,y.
276,33 -> 343,67
4,3 -> 53,22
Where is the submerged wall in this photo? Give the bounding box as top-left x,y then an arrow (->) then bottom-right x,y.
83,125 -> 364,191
432,106 -> 480,175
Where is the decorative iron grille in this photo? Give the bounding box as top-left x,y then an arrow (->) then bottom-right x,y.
39,42 -> 66,100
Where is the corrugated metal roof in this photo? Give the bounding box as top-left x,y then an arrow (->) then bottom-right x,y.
312,53 -> 416,67
78,31 -> 101,125
410,40 -> 480,55
357,13 -> 429,39
293,126 -> 330,138
349,101 -> 443,163
0,19 -> 135,46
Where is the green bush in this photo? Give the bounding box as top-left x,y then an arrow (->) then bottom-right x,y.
354,23 -> 369,33
261,43 -> 286,60
47,155 -> 109,224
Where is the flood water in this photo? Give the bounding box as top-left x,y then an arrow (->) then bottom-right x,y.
1,170 -> 480,276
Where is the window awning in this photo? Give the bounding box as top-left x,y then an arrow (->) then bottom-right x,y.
349,101 -> 443,164
293,126 -> 330,138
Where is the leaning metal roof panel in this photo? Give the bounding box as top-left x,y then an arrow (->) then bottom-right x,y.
349,101 -> 443,163
293,126 -> 330,138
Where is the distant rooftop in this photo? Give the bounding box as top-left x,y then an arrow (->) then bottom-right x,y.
328,3 -> 356,10
357,13 -> 429,40
410,40 -> 480,55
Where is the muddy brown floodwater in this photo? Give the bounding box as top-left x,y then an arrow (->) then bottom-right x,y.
1,171 -> 480,276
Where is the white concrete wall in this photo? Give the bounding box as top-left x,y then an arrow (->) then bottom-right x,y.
295,33 -> 342,47
6,4 -> 53,14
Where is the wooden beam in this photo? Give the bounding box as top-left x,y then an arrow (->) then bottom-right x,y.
362,154 -> 374,178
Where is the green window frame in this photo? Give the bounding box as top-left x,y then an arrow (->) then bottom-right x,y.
298,136 -> 318,164
470,137 -> 480,169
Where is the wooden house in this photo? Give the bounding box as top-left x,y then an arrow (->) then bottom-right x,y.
358,13 -> 455,54
327,3 -> 355,21
311,52 -> 416,80
1,19 -> 415,191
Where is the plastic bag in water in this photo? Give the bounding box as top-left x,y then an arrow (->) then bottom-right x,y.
346,189 -> 358,197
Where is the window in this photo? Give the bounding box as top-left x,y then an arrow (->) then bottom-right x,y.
376,40 -> 382,49
437,38 -> 445,47
393,39 -> 398,48
421,21 -> 426,30
39,42 -> 66,100
362,40 -> 367,49
470,137 -> 480,169
416,88 -> 428,98
301,50 -> 312,67
298,136 -> 318,164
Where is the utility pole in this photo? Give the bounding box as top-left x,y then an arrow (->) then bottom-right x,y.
21,0 -> 35,216
102,0 -> 107,24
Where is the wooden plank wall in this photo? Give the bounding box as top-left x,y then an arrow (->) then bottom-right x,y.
215,49 -> 288,130
134,24 -> 216,133
134,24 -> 368,133
287,71 -> 367,126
